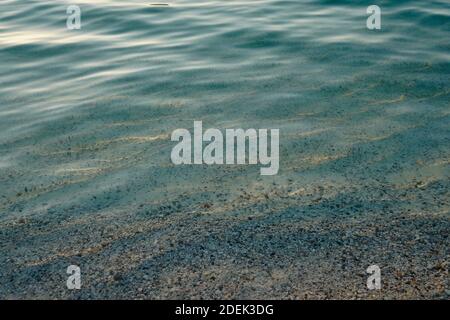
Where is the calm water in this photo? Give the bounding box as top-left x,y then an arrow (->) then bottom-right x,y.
0,0 -> 449,298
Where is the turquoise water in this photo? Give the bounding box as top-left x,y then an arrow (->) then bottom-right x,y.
0,1 -> 449,298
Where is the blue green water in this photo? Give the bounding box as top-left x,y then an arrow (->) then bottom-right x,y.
0,1 -> 449,299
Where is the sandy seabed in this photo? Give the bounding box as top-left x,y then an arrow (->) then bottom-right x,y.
0,0 -> 449,299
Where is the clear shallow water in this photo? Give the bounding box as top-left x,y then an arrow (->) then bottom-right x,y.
0,1 -> 449,298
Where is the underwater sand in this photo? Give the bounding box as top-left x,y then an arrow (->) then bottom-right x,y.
0,0 -> 449,299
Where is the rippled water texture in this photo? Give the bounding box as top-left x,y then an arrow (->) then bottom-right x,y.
0,0 -> 449,299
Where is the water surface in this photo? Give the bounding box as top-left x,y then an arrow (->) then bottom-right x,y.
0,0 -> 449,299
